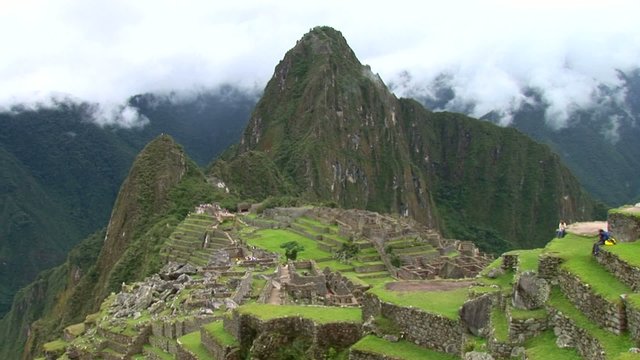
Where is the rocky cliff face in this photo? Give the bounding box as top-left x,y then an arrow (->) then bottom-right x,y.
216,26 -> 603,252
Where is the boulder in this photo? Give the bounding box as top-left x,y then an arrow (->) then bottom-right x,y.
512,271 -> 549,310
460,294 -> 492,336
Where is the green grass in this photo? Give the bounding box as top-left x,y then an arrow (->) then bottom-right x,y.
250,278 -> 267,298
368,282 -> 469,319
244,229 -> 332,260
351,335 -> 457,359
510,307 -> 547,320
548,287 -> 633,357
203,321 -> 238,347
544,234 -> 631,302
43,339 -> 68,352
609,206 -> 640,220
505,248 -> 542,273
143,345 -> 175,360
237,303 -> 362,324
606,241 -> 640,268
65,322 -> 85,337
491,307 -> 509,341
177,331 -> 214,360
525,330 -> 581,360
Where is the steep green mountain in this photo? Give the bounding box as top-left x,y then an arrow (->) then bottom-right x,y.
213,26 -> 604,253
408,69 -> 640,206
0,135 -> 224,359
0,89 -> 254,318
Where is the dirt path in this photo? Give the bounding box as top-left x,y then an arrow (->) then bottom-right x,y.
267,265 -> 291,304
385,279 -> 474,292
566,221 -> 607,237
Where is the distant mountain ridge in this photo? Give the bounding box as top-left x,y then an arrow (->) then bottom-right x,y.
399,69 -> 640,206
0,88 -> 255,318
214,26 -> 604,253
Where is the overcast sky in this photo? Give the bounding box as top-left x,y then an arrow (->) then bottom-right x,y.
1,0 -> 639,126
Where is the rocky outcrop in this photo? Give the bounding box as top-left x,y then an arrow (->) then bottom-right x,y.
512,271 -> 550,310
609,207 -> 640,242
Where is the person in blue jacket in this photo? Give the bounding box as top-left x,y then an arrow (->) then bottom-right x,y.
592,229 -> 609,256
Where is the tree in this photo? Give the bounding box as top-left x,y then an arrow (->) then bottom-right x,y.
280,241 -> 305,261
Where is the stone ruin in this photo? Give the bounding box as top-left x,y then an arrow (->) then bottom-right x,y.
259,207 -> 493,281
280,260 -> 368,306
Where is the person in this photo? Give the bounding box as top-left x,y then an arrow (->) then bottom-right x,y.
556,220 -> 567,238
592,229 -> 609,256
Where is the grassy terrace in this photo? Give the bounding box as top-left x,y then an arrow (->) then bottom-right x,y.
548,288 -> 633,357
368,282 -> 469,319
525,330 -> 581,360
351,335 -> 457,360
237,303 -> 362,324
491,307 -> 509,341
606,240 -> 640,268
178,331 -> 213,360
504,248 -> 542,273
244,229 -> 332,260
544,234 -> 631,302
477,257 -> 514,290
142,345 -> 174,360
203,321 -> 238,347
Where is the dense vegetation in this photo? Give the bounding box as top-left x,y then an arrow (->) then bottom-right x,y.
0,88 -> 255,318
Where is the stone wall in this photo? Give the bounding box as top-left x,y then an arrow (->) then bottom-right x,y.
609,210 -> 640,243
557,270 -> 626,334
548,306 -> 607,360
537,254 -> 563,282
596,248 -> 640,291
200,327 -> 240,360
361,293 -> 463,354
508,313 -> 548,343
224,309 -> 361,359
623,296 -> 640,344
231,271 -> 253,304
501,254 -> 518,271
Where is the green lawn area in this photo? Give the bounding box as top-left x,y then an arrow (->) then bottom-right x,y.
351,335 -> 457,359
43,339 -> 68,352
244,229 -> 332,260
142,345 -> 175,360
606,240 -> 640,268
491,307 -> 509,341
368,282 -> 469,319
504,248 -> 542,273
177,331 -> 214,360
548,287 -> 634,357
477,257 -> 514,290
237,303 -> 362,324
525,330 -> 581,360
544,234 -> 631,302
203,321 -> 238,347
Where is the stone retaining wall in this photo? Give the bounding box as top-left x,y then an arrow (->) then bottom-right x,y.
231,271 -> 253,304
623,296 -> 640,344
362,293 -> 463,354
501,254 -> 518,271
508,313 -> 548,343
200,327 -> 240,360
224,309 -> 362,358
548,306 -> 606,360
557,270 -> 626,334
596,249 -> 640,291
537,255 -> 563,282
609,210 -> 640,243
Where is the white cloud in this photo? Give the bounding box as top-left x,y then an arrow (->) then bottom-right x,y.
0,0 -> 639,127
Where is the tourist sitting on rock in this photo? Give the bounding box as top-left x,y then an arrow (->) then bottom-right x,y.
556,220 -> 567,238
592,229 -> 609,256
